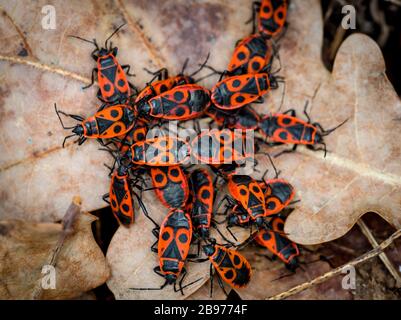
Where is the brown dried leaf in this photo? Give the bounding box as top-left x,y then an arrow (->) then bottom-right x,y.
280,32 -> 401,244
0,0 -> 250,221
1,0 -> 400,300
206,0 -> 401,245
0,212 -> 110,299
106,189 -> 249,300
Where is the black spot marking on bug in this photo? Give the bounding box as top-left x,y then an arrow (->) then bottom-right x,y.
118,79 -> 126,87
277,222 -> 285,231
104,84 -> 111,92
224,269 -> 234,280
262,231 -> 271,241
233,255 -> 241,265
267,201 -> 276,210
277,11 -> 284,19
162,232 -> 170,241
282,117 -> 291,124
136,133 -> 145,141
263,5 -> 270,13
252,61 -> 260,71
155,174 -> 164,183
174,91 -> 184,101
252,186 -> 260,193
113,125 -> 122,134
160,84 -> 168,92
179,233 -> 188,243
232,79 -> 241,88
201,189 -> 210,199
110,110 -> 119,118
122,204 -> 130,212
235,95 -> 245,103
237,52 -> 246,60
170,168 -> 179,177
279,131 -> 288,140
175,107 -> 185,116
240,189 -> 247,196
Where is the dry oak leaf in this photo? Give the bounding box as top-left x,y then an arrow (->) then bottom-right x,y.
240,0 -> 401,245
106,184 -> 250,300
0,0 -> 251,221
0,212 -> 110,299
274,34 -> 401,245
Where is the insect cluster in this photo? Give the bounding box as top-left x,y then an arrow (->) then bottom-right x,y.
55,0 -> 347,297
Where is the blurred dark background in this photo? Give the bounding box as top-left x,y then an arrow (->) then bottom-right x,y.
322,0 -> 401,95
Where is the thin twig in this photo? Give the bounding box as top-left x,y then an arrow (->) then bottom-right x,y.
0,54 -> 91,84
357,219 -> 401,287
32,197 -> 82,299
267,228 -> 401,300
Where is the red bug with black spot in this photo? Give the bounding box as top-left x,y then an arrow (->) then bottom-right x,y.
135,84 -> 211,121
70,24 -> 137,105
55,103 -> 135,147
150,166 -> 189,209
211,73 -> 272,110
191,129 -> 255,165
134,55 -> 210,116
259,179 -> 295,215
187,169 -> 215,239
113,120 -> 148,155
131,136 -> 191,166
101,158 -> 151,227
206,104 -> 260,130
258,104 -> 348,157
131,209 -> 199,294
102,164 -> 135,226
250,0 -> 288,39
225,174 -> 267,227
254,215 -> 300,271
228,33 -> 275,76
202,240 -> 251,296
135,77 -> 178,108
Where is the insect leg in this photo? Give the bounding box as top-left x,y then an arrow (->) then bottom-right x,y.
82,68 -> 97,90
273,144 -> 297,158
121,64 -> 136,77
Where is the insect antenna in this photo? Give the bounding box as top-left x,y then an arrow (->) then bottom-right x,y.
180,58 -> 190,76
105,23 -> 126,49
320,118 -> 349,136
54,104 -> 83,129
189,52 -> 211,79
68,35 -> 99,49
